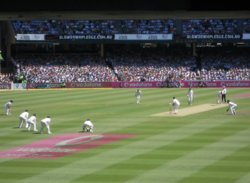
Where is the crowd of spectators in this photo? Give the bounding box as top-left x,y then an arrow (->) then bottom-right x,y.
243,19 -> 250,33
13,19 -> 249,36
197,49 -> 249,80
14,54 -> 118,83
6,19 -> 250,84
105,47 -> 195,82
9,46 -> 249,84
182,19 -> 242,36
12,19 -> 250,42
12,19 -> 176,35
0,73 -> 13,83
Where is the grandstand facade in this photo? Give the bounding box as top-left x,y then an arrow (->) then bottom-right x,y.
0,14 -> 250,89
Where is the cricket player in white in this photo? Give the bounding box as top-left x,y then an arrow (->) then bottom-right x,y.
187,87 -> 194,105
40,116 -> 52,134
27,114 -> 38,132
226,100 -> 237,115
18,109 -> 29,128
4,100 -> 13,116
217,90 -> 222,104
172,97 -> 181,114
135,89 -> 142,104
82,119 -> 94,133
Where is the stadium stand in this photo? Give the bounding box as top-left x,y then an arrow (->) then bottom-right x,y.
0,18 -> 250,86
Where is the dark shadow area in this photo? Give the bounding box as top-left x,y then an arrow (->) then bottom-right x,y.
1,0 -> 250,11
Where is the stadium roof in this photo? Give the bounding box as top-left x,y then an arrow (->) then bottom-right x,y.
0,11 -> 250,20
1,0 -> 250,12
0,0 -> 249,20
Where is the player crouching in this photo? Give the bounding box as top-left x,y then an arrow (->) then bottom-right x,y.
226,100 -> 237,115
82,119 -> 94,133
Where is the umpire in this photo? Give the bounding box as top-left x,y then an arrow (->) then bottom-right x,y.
221,86 -> 227,103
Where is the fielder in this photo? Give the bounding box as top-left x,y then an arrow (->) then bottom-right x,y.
18,109 -> 29,128
226,100 -> 237,115
135,89 -> 142,104
4,100 -> 13,116
187,87 -> 194,105
172,97 -> 181,114
27,114 -> 38,132
40,116 -> 52,134
82,119 -> 94,133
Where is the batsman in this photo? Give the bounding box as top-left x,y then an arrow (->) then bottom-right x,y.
171,97 -> 181,114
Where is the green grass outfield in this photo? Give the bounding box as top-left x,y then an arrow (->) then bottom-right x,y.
0,88 -> 250,183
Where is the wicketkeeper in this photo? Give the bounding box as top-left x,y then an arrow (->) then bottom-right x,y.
82,119 -> 94,133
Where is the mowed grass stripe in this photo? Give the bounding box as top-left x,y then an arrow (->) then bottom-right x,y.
13,117 -> 230,183
179,145 -> 250,183
9,118 -> 238,182
0,88 -> 249,183
0,91 -> 176,147
72,118 -> 244,182
13,89 -> 147,112
235,172 -> 250,183
2,89 -> 140,130
7,89 -> 123,109
0,88 -> 247,140
124,128 -> 250,183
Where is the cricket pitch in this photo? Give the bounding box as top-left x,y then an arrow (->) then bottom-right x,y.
152,103 -> 227,117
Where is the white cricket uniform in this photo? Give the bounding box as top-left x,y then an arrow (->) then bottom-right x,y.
228,101 -> 237,115
40,117 -> 52,134
217,91 -> 222,104
83,120 -> 94,133
187,89 -> 194,105
4,102 -> 12,116
18,111 -> 29,128
135,90 -> 142,104
27,115 -> 38,132
172,98 -> 181,114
